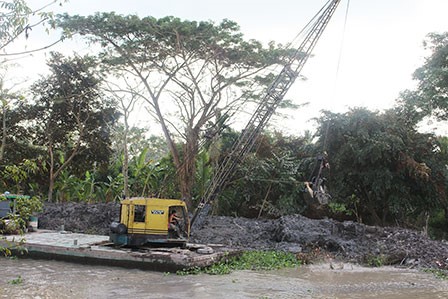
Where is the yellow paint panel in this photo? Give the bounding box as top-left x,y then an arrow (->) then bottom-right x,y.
119,197 -> 188,237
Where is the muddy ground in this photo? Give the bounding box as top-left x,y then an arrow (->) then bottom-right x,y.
37,202 -> 448,270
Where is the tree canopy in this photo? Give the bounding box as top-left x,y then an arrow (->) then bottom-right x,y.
1,0 -> 66,56
56,13 -> 294,208
314,107 -> 443,225
400,32 -> 448,121
0,7 -> 447,236
22,52 -> 119,201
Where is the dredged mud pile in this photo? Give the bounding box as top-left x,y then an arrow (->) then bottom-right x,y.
37,202 -> 448,270
38,202 -> 120,235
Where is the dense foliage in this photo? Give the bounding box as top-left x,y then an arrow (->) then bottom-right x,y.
215,131 -> 314,218
400,33 -> 448,120
314,108 -> 444,226
0,4 -> 447,237
55,13 -> 296,209
23,53 -> 119,201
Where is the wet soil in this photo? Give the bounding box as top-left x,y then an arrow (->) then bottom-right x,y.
37,202 -> 448,270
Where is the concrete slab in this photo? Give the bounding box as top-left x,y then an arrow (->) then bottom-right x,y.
5,230 -> 109,248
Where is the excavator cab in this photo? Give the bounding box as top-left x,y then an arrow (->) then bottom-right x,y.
110,198 -> 190,247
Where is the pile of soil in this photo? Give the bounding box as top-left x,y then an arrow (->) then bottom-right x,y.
38,202 -> 120,235
37,202 -> 448,270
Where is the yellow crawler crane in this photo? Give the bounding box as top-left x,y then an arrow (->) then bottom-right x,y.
110,0 -> 342,246
109,198 -> 190,247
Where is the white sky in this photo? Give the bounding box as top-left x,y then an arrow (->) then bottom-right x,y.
8,0 -> 448,135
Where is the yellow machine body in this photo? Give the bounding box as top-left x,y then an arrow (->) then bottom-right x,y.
109,197 -> 190,247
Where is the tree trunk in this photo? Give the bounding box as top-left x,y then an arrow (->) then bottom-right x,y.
381,206 -> 389,226
48,143 -> 55,202
258,182 -> 273,218
363,190 -> 382,226
366,202 -> 382,226
123,111 -> 130,198
0,105 -> 6,162
444,207 -> 448,225
177,128 -> 200,210
48,176 -> 55,202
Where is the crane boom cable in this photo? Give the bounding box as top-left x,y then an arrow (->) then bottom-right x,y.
191,0 -> 342,226
322,0 -> 350,153
335,0 -> 351,78
288,0 -> 332,50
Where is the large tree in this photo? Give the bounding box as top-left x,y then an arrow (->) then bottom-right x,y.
56,13 -> 293,208
400,32 -> 448,121
24,52 -> 118,201
104,81 -> 142,199
1,0 -> 34,51
1,0 -> 65,56
0,64 -> 45,167
0,68 -> 22,162
315,107 -> 442,226
396,32 -> 448,225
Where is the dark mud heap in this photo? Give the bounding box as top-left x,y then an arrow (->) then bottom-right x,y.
38,202 -> 448,270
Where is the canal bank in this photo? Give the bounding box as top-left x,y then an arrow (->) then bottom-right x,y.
37,202 -> 448,271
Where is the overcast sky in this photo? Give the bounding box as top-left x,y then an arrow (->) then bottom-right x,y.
9,0 -> 448,134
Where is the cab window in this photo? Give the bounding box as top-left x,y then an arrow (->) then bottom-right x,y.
134,205 -> 146,222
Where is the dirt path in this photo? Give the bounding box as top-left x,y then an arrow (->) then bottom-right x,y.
37,202 -> 448,270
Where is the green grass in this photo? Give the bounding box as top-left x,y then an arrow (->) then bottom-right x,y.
177,250 -> 301,275
365,254 -> 386,267
424,268 -> 448,280
8,275 -> 23,285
